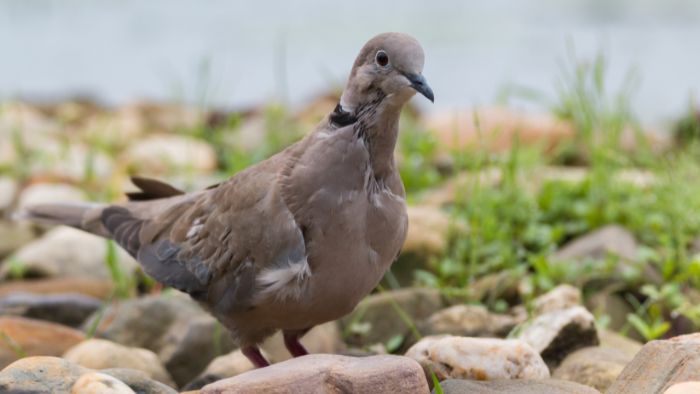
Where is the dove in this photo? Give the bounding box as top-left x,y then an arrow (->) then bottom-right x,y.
19,32 -> 434,367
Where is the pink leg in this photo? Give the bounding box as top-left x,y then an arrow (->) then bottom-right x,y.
283,328 -> 310,358
242,345 -> 270,368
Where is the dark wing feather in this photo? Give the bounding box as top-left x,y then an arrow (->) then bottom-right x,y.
127,176 -> 185,201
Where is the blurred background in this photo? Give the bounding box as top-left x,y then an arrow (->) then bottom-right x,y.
2,1 -> 700,392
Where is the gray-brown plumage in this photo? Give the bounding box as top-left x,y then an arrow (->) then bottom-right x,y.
19,32 -> 434,367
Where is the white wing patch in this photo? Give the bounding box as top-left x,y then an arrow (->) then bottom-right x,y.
256,258 -> 311,302
186,218 -> 204,239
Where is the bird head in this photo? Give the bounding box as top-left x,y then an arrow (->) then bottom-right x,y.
340,33 -> 434,112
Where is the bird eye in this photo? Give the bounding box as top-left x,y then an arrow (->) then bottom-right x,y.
375,50 -> 389,67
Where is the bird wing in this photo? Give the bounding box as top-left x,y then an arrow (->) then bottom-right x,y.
102,149 -> 308,312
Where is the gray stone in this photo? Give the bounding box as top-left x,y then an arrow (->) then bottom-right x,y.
434,378 -> 601,394
201,354 -> 429,394
0,356 -> 88,393
0,292 -> 101,327
340,288 -> 443,347
553,346 -> 633,392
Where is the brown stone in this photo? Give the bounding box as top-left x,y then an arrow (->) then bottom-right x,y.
607,335 -> 700,394
553,346 -> 633,392
201,354 -> 429,394
0,278 -> 115,299
0,316 -> 85,368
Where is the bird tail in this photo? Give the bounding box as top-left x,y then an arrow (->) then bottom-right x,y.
15,202 -> 111,237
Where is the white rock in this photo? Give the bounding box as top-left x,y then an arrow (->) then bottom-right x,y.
64,339 -> 174,387
17,183 -> 86,211
2,226 -> 137,280
405,335 -> 549,382
124,135 -> 217,175
71,372 -> 135,394
533,284 -> 582,315
518,306 -> 598,365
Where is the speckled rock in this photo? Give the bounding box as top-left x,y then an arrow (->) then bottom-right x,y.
1,226 -> 138,281
435,378 -> 601,394
421,304 -> 517,338
405,335 -> 549,382
517,306 -> 598,366
607,334 -> 700,394
553,346 -> 634,392
201,354 -> 429,394
0,356 -> 88,393
340,288 -> 443,347
0,292 -> 101,327
0,316 -> 85,368
64,339 -> 175,387
71,371 -> 136,394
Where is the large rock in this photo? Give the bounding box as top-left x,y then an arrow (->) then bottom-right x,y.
532,284 -> 582,315
124,135 -> 217,175
435,378 -> 600,394
85,294 -> 235,387
553,346 -> 633,392
64,339 -> 175,387
517,306 -> 599,367
0,316 -> 85,368
0,292 -> 101,327
597,329 -> 642,358
0,278 -> 115,300
405,336 -> 549,382
664,382 -> 700,394
340,288 -> 443,347
201,354 -> 429,394
1,226 -> 138,281
607,333 -> 700,394
0,356 -> 176,394
421,304 -> 517,338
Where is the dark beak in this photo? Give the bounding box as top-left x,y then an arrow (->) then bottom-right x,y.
406,73 -> 434,103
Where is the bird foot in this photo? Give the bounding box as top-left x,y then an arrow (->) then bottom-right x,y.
242,346 -> 270,368
283,330 -> 309,358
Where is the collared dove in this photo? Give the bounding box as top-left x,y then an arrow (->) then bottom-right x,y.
19,32 -> 434,367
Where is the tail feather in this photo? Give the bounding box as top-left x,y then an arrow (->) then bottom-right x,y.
16,202 -> 110,237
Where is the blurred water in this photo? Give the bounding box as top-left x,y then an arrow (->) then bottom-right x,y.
1,0 -> 699,124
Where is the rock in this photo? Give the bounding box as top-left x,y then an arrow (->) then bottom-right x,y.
1,226 -> 138,281
664,382 -> 700,394
554,225 -> 637,261
587,292 -> 637,337
71,371 -> 136,394
0,177 -> 17,213
38,144 -> 114,183
421,304 -> 517,338
17,182 -> 86,211
261,321 -> 344,363
405,335 -> 549,382
64,339 -> 175,387
183,349 -> 259,390
0,316 -> 85,368
435,378 -> 601,394
597,329 -> 642,358
423,107 -> 575,155
0,220 -> 35,260
468,271 -> 523,305
340,288 -> 444,347
159,315 -> 236,387
0,278 -> 115,300
553,346 -> 633,392
201,354 -> 429,394
518,306 -> 599,367
532,284 -> 582,315
0,292 -> 101,327
85,294 -> 235,388
0,356 -> 88,393
101,368 -> 178,394
124,135 -> 217,175
607,334 -> 700,394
